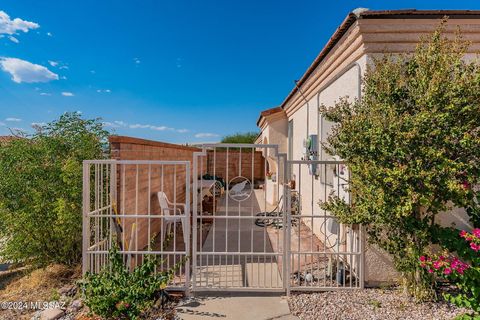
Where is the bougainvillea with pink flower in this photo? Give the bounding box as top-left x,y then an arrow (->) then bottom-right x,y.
420,254 -> 469,276
460,229 -> 480,252
420,230 -> 480,317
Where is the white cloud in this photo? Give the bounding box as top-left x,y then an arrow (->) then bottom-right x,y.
61,91 -> 74,96
103,121 -> 119,128
129,123 -> 172,131
133,57 -> 141,64
48,60 -> 58,67
0,57 -> 59,83
59,65 -> 68,70
195,133 -> 219,138
0,122 -> 5,126
46,32 -> 52,37
90,70 -> 96,74
114,120 -> 126,126
0,10 -> 39,35
177,129 -> 189,133
5,117 -> 21,122
96,89 -> 111,93
39,92 -> 51,96
31,122 -> 46,127
8,36 -> 18,43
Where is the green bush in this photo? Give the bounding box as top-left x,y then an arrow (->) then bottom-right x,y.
319,22 -> 480,299
81,246 -> 183,320
0,112 -> 109,266
221,132 -> 258,144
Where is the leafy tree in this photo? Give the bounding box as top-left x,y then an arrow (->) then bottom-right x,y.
0,112 -> 109,266
221,132 -> 258,144
320,23 -> 480,298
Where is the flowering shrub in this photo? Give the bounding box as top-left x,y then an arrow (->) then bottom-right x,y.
420,229 -> 480,317
319,21 -> 480,298
419,255 -> 469,276
460,229 -> 480,252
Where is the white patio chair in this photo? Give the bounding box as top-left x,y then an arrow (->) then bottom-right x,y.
157,192 -> 187,247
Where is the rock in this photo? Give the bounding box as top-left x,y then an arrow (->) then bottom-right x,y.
58,285 -> 77,297
69,299 -> 83,312
40,308 -> 64,320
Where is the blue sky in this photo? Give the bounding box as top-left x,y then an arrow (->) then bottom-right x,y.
1,1 -> 480,143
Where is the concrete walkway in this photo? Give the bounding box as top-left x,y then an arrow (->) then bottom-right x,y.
177,293 -> 298,320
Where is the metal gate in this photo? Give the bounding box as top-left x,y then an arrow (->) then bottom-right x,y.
191,144 -> 363,292
83,145 -> 364,294
192,144 -> 287,292
82,160 -> 191,292
285,160 -> 363,293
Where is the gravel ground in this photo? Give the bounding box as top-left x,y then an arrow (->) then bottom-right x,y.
288,288 -> 469,320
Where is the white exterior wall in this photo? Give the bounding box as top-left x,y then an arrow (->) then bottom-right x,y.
288,54 -> 399,285
258,116 -> 288,205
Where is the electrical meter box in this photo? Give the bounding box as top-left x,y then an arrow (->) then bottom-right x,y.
303,134 -> 318,175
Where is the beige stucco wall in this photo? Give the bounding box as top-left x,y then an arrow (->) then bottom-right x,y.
259,16 -> 480,286
287,54 -> 399,285
258,115 -> 288,205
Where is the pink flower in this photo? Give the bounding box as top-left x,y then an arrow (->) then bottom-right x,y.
428,269 -> 434,273
444,268 -> 452,275
451,259 -> 459,269
470,242 -> 480,252
433,261 -> 441,269
460,230 -> 467,238
473,229 -> 480,239
419,256 -> 426,262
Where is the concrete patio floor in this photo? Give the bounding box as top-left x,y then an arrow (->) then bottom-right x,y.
177,292 -> 298,320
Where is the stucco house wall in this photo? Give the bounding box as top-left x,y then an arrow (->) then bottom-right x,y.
257,10 -> 480,285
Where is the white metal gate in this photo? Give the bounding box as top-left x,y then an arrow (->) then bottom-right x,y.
82,160 -> 191,292
82,144 -> 364,294
192,144 -> 286,292
285,160 -> 364,293
191,144 -> 364,292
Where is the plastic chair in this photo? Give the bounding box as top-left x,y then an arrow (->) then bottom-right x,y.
157,192 -> 187,247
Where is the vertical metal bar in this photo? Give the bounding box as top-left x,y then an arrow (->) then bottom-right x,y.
251,148 -> 254,287
148,164 -> 151,251
192,154 -> 198,291
298,164 -> 302,284
122,164 -> 126,254
82,162 -> 91,275
185,162 -> 191,292
284,156 -> 290,295
225,147 -> 229,288
213,148 -> 216,253
135,164 -> 139,255
323,163 -> 328,288
360,224 -> 365,289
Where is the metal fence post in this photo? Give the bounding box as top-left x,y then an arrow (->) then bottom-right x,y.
82,161 -> 91,275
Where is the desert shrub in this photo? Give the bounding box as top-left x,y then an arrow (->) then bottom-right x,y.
0,112 -> 109,266
221,132 -> 258,144
81,246 -> 183,320
320,22 -> 480,299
